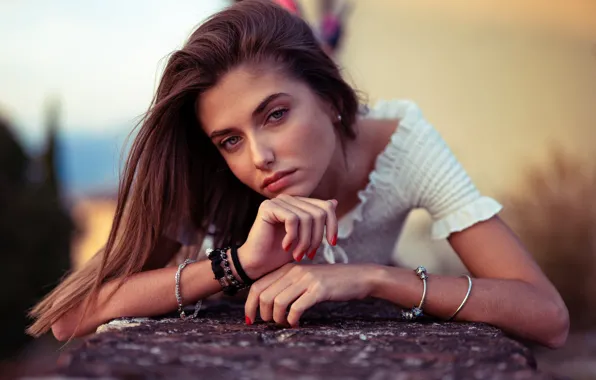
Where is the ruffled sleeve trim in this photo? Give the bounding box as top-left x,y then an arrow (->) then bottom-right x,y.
431,196 -> 503,240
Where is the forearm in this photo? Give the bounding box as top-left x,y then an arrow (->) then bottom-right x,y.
368,265 -> 569,348
98,260 -> 221,321
53,259 -> 221,340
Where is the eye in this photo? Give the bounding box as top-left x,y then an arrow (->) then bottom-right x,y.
267,108 -> 288,123
220,136 -> 241,150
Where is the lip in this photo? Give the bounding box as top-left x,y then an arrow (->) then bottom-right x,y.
262,169 -> 297,192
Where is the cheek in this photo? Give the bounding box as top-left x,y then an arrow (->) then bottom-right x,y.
299,121 -> 335,157
226,157 -> 255,187
287,117 -> 334,152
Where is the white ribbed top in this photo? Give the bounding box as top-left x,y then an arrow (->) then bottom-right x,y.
173,99 -> 503,266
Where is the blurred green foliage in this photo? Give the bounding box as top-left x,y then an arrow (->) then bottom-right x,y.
0,105 -> 73,359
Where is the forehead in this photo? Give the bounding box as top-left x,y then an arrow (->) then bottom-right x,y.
197,66 -> 311,132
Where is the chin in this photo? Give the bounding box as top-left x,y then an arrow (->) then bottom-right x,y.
288,183 -> 318,197
271,184 -> 315,198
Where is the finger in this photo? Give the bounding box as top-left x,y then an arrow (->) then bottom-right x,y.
287,289 -> 320,328
272,197 -> 313,260
272,282 -> 308,326
245,264 -> 294,324
296,197 -> 338,246
259,273 -> 297,323
259,200 -> 300,253
278,196 -> 327,260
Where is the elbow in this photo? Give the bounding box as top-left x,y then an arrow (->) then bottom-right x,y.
51,306 -> 106,341
541,301 -> 570,349
51,310 -> 83,342
51,320 -> 73,342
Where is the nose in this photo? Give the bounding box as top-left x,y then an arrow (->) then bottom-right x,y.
249,136 -> 275,171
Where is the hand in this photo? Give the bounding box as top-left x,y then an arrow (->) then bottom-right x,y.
244,263 -> 377,327
238,195 -> 338,279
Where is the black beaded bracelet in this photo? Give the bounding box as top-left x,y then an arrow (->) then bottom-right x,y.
230,244 -> 254,285
206,247 -> 249,296
212,249 -> 225,276
207,247 -> 227,289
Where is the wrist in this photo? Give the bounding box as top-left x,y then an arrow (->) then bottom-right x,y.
366,264 -> 388,299
235,245 -> 263,280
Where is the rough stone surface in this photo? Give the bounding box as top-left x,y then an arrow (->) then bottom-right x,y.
49,299 -> 555,379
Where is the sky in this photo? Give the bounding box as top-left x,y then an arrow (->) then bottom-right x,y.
0,0 -> 229,145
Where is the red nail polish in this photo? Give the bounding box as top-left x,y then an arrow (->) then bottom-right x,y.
307,248 -> 317,260
331,234 -> 337,246
245,316 -> 252,325
297,251 -> 305,262
284,245 -> 290,252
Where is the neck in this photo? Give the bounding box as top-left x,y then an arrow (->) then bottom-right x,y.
312,133 -> 365,218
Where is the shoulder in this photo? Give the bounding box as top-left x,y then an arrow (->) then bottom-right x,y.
357,99 -> 433,168
356,99 -> 503,239
365,99 -> 425,126
360,99 -> 430,144
357,116 -> 398,162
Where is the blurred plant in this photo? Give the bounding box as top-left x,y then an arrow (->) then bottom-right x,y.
42,98 -> 60,196
502,150 -> 596,330
317,0 -> 351,55
236,0 -> 352,57
0,101 -> 72,360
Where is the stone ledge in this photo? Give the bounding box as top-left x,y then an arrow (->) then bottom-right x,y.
48,299 -> 554,379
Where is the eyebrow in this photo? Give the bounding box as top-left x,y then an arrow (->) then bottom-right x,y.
209,92 -> 289,139
252,92 -> 288,118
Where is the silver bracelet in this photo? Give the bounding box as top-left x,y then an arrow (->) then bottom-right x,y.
401,266 -> 428,321
448,274 -> 472,321
175,258 -> 202,319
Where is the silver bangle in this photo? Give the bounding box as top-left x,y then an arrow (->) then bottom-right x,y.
448,274 -> 472,321
401,266 -> 428,321
175,258 -> 202,319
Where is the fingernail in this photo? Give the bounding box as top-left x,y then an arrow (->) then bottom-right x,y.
307,248 -> 317,260
331,234 -> 337,246
284,245 -> 290,252
297,252 -> 305,262
245,316 -> 252,325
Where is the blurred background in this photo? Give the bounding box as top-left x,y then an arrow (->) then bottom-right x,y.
0,0 -> 594,378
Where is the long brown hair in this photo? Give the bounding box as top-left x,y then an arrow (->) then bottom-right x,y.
27,0 -> 359,337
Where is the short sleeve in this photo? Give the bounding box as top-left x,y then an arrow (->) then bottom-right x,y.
387,100 -> 503,239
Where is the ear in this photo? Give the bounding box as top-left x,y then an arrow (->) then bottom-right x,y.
321,101 -> 340,122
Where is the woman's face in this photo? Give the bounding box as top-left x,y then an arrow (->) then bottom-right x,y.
198,65 -> 338,199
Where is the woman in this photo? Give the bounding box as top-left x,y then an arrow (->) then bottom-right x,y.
27,0 -> 569,348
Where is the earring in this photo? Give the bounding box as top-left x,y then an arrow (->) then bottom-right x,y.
337,114 -> 342,122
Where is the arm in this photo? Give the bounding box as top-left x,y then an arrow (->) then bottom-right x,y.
244,218 -> 569,348
52,239 -> 252,341
52,194 -> 339,341
51,258 -> 219,341
370,217 -> 569,348
377,102 -> 568,347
